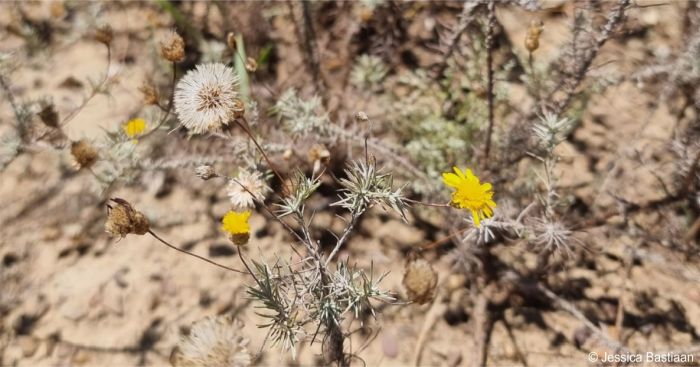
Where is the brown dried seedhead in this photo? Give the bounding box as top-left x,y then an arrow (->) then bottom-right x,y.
139,82 -> 159,106
160,31 -> 185,63
70,140 -> 98,169
38,102 -> 59,128
402,255 -> 438,305
105,198 -> 150,238
525,20 -> 544,53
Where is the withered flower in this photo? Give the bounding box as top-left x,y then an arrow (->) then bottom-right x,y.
70,140 -> 98,169
402,256 -> 438,305
525,20 -> 544,53
105,198 -> 150,238
38,103 -> 59,128
161,31 -> 185,63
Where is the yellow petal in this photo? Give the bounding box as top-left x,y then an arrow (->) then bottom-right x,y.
453,166 -> 466,179
471,209 -> 481,227
442,172 -> 461,188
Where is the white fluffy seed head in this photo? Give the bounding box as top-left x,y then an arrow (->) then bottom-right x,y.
227,170 -> 271,211
174,63 -> 240,134
172,316 -> 251,367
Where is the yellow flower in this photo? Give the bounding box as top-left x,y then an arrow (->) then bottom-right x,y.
123,118 -> 147,139
442,167 -> 496,227
221,210 -> 251,246
221,210 -> 251,234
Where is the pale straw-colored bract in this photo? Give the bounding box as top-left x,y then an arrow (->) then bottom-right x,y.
227,170 -> 270,210
174,63 -> 240,134
172,316 -> 251,367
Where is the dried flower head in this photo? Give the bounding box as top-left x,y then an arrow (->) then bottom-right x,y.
139,82 -> 159,106
227,170 -> 270,210
70,139 -> 98,169
308,144 -> 330,173
38,102 -> 59,128
123,118 -> 147,139
105,198 -> 150,238
171,316 -> 251,367
442,167 -> 496,227
94,24 -> 113,46
195,164 -> 218,181
161,31 -> 185,63
221,210 -> 251,246
525,20 -> 544,53
403,256 -> 438,305
174,63 -> 241,134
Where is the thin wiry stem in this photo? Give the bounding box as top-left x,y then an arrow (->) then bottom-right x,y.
233,117 -> 285,185
147,230 -> 247,274
434,1 -> 481,79
142,61 -> 177,139
483,0 -> 496,165
324,209 -> 363,266
0,74 -> 23,128
61,45 -> 112,127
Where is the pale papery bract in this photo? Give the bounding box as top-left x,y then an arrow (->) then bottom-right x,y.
174,63 -> 240,134
227,170 -> 271,210
173,316 -> 251,367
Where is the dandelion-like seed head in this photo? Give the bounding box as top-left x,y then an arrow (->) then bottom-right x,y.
442,167 -> 496,227
172,316 -> 251,367
174,63 -> 240,135
221,210 -> 251,246
226,170 -> 270,211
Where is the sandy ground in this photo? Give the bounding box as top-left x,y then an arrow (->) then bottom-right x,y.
2,1 -> 700,366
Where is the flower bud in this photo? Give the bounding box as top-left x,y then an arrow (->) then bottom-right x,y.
354,111 -> 369,124
245,57 -> 257,73
160,31 -> 185,63
525,20 -> 544,53
105,198 -> 150,238
195,164 -> 217,180
308,144 -> 330,165
403,256 -> 437,304
226,32 -> 237,50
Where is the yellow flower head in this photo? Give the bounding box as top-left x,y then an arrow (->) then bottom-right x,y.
442,167 -> 496,227
123,118 -> 147,139
221,210 -> 251,235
